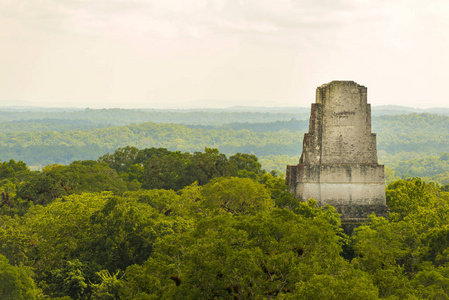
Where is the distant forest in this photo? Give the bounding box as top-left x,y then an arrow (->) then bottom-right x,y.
1,107 -> 449,185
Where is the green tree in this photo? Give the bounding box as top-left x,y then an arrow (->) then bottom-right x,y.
122,207 -> 346,299
84,195 -> 192,273
43,259 -> 88,300
261,172 -> 298,210
386,178 -> 441,220
21,192 -> 111,276
411,263 -> 449,299
0,214 -> 35,266
91,269 -> 123,300
141,152 -> 189,190
200,177 -> 273,215
184,148 -> 237,185
0,254 -> 39,300
229,152 -> 264,180
16,161 -> 128,205
290,268 -> 378,300
98,146 -> 140,173
0,159 -> 30,182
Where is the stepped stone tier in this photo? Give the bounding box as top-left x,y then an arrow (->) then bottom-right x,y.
286,81 -> 388,223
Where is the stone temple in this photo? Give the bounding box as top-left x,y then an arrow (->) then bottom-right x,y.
286,81 -> 388,224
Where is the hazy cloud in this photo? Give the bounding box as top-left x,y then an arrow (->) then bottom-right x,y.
1,0 -> 448,108
2,0 -> 446,45
0,0 -> 402,37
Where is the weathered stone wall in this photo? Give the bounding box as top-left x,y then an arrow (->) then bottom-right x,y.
287,81 -> 388,223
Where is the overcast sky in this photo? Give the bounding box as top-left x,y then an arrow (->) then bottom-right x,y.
1,0 -> 448,108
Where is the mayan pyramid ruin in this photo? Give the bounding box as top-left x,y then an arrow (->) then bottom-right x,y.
286,81 -> 388,224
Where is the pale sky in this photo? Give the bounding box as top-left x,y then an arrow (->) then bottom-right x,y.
1,0 -> 448,108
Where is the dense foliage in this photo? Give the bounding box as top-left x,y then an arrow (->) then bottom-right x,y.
1,146 -> 449,299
